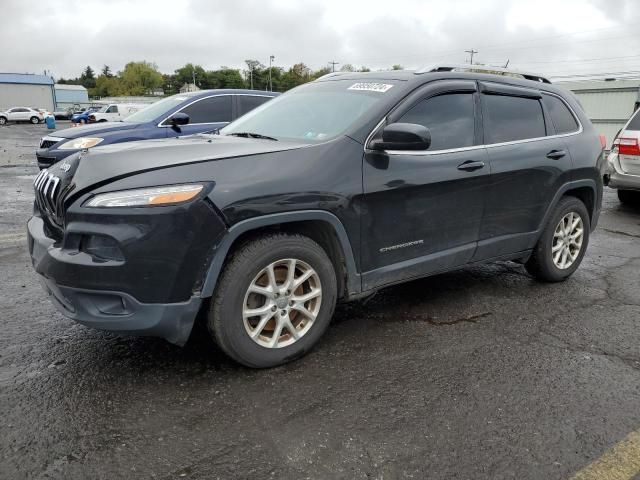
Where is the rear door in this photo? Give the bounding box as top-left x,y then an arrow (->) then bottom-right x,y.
474,82 -> 573,260
362,80 -> 490,289
234,94 -> 273,120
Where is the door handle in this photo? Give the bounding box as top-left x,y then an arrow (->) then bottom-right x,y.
457,160 -> 485,172
546,149 -> 566,160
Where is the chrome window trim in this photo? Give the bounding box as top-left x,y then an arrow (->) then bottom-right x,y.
364,90 -> 583,156
156,93 -> 274,128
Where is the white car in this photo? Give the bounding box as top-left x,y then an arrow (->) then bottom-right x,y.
606,108 -> 640,205
88,103 -> 144,123
0,107 -> 44,125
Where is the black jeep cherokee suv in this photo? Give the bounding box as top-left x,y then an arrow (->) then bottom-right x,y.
28,66 -> 605,367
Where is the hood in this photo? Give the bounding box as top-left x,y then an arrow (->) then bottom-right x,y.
69,134 -> 310,194
52,122 -> 143,139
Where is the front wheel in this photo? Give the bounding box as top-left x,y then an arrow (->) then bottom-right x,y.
30,116 -> 39,124
209,233 -> 337,368
0,117 -> 6,125
526,196 -> 590,282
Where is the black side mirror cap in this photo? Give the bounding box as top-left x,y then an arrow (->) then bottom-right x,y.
370,123 -> 431,151
168,112 -> 190,131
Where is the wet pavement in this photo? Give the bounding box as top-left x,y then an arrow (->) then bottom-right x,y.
1,124 -> 639,479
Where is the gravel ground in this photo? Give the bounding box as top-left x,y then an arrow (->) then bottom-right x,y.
1,124 -> 639,479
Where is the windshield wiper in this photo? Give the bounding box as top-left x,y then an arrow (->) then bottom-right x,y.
227,132 -> 278,141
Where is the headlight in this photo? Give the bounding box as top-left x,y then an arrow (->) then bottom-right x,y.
58,137 -> 104,150
84,184 -> 204,208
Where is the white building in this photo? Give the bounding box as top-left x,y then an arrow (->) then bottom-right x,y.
558,79 -> 640,148
0,73 -> 55,111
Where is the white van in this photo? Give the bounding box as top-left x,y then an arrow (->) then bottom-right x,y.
88,103 -> 145,123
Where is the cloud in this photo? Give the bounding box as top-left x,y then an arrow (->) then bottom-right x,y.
2,0 -> 640,80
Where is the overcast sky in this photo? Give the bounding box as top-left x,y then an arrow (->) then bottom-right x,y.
2,0 -> 640,80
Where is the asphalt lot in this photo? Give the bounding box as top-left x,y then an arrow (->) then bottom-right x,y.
0,123 -> 639,480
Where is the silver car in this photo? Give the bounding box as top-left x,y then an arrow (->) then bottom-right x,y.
606,108 -> 640,204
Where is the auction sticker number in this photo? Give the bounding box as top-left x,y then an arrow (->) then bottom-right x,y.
348,83 -> 394,93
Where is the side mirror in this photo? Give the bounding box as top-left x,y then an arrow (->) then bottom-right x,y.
168,112 -> 190,131
370,123 -> 431,151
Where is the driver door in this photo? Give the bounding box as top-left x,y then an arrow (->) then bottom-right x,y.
361,80 -> 490,290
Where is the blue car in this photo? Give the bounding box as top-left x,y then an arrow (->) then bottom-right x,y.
36,89 -> 278,169
70,106 -> 102,124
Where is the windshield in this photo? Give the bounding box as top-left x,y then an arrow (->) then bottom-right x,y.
221,80 -> 397,142
98,105 -> 109,113
123,95 -> 194,123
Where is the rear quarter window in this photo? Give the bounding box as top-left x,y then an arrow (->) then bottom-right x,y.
626,109 -> 640,131
542,94 -> 579,134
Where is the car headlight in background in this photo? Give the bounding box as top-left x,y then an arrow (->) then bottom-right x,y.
84,184 -> 204,207
58,137 -> 104,150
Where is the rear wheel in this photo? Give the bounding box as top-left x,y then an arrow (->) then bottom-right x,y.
526,196 -> 590,282
30,116 -> 39,124
618,189 -> 640,205
209,233 -> 337,368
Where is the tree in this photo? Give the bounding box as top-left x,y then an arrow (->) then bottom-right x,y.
80,66 -> 96,89
92,75 -> 122,97
101,65 -> 113,78
174,63 -> 206,88
244,59 -> 266,89
358,66 -> 371,72
120,61 -> 163,95
340,64 -> 355,72
391,64 -> 403,70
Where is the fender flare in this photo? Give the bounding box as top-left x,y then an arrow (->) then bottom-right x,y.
536,179 -> 599,236
200,210 -> 361,298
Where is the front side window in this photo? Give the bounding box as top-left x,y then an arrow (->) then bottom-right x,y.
542,94 -> 579,134
106,105 -> 118,113
180,96 -> 232,124
396,93 -> 475,150
483,94 -> 546,144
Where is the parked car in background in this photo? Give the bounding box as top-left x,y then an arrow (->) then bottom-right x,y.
70,106 -> 102,124
36,89 -> 278,168
0,107 -> 44,125
87,103 -> 146,123
34,108 -> 53,119
605,108 -> 640,204
28,65 -> 604,367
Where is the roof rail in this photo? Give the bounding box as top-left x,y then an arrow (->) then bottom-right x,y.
416,63 -> 551,84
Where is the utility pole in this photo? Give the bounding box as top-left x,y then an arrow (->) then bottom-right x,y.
269,55 -> 275,91
249,67 -> 253,89
465,49 -> 478,65
329,61 -> 339,72
192,67 -> 196,90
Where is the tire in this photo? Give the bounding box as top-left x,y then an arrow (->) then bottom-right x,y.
526,196 -> 590,282
30,116 -> 39,124
98,119 -> 107,123
618,189 -> 640,205
0,117 -> 6,125
209,233 -> 337,368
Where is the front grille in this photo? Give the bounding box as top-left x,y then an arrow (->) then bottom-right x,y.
33,169 -> 74,228
40,139 -> 58,149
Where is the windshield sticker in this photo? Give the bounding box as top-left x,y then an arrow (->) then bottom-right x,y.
348,83 -> 393,93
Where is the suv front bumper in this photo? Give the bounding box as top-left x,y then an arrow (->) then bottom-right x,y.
28,215 -> 203,345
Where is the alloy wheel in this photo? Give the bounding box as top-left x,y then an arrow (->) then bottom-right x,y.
552,212 -> 584,269
242,258 -> 322,348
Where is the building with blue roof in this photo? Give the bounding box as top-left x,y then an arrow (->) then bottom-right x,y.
0,73 -> 56,111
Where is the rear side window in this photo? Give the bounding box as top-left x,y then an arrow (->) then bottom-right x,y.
397,93 -> 475,150
542,94 -> 579,134
626,109 -> 640,131
237,95 -> 271,117
483,95 -> 546,143
181,96 -> 232,123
